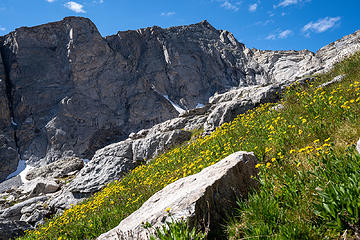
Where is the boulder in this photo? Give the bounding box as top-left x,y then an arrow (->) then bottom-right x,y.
69,129 -> 192,194
204,84 -> 280,133
20,209 -> 48,225
47,189 -> 90,211
20,204 -> 37,215
68,140 -> 135,194
25,157 -> 84,181
98,151 -> 258,239
0,176 -> 22,194
317,75 -> 345,89
132,129 -> 192,163
271,104 -> 285,111
0,196 -> 47,220
19,177 -> 60,197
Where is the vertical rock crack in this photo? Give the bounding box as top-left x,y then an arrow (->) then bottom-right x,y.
0,40 -> 20,162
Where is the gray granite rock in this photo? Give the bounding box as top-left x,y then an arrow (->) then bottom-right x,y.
0,53 -> 18,182
316,30 -> 360,73
252,49 -> 321,83
19,177 -> 60,197
1,17 -> 179,169
68,140 -> 135,194
0,176 -> 22,194
0,196 -> 47,220
98,151 -> 258,239
132,129 -> 192,163
25,157 -> 84,181
317,75 -> 345,89
67,129 -> 192,194
20,209 -> 46,225
47,189 -> 90,211
0,220 -> 32,240
204,84 -> 281,133
0,17 -> 269,172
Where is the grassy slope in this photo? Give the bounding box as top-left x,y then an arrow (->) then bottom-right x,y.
20,52 -> 360,239
227,53 -> 360,239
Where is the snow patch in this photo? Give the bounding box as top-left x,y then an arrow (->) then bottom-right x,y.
6,157 -> 33,183
150,84 -> 186,114
10,117 -> 17,126
163,45 -> 171,64
19,165 -> 34,183
69,28 -> 73,41
163,95 -> 186,114
67,28 -> 74,62
196,103 -> 205,108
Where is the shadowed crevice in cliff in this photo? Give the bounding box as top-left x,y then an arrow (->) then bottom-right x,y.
0,36 -> 20,182
0,38 -> 16,125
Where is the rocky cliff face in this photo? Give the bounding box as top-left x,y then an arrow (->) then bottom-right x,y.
0,17 -> 359,182
0,17 -> 275,180
317,30 -> 360,72
0,39 -> 18,181
251,49 -> 321,81
0,17 -> 359,238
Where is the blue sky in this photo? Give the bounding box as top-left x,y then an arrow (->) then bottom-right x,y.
0,0 -> 359,52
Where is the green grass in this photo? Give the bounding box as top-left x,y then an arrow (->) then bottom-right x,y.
147,213 -> 206,240
19,52 -> 360,239
226,53 -> 360,239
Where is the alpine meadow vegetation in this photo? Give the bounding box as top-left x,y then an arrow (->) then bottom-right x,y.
19,52 -> 360,239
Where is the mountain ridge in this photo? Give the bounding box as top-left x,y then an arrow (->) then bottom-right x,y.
0,16 -> 359,180
0,17 -> 359,239
0,16 -> 358,181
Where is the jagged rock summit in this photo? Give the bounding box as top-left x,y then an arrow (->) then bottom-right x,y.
0,17 -> 267,181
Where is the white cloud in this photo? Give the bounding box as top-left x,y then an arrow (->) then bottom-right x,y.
0,26 -> 6,32
249,3 -> 258,12
255,19 -> 274,26
278,29 -> 292,38
266,29 -> 292,40
266,34 -> 276,40
64,1 -> 86,13
161,12 -> 176,16
303,16 -> 341,33
46,0 -> 56,2
221,1 -> 239,11
99,0 -> 104,3
274,0 -> 311,8
277,0 -> 297,7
